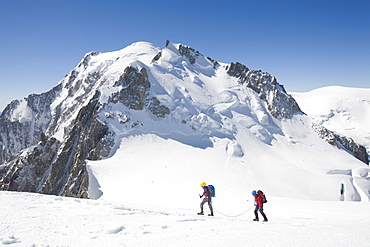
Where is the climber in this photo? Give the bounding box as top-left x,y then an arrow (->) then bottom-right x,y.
252,190 -> 268,222
198,182 -> 214,216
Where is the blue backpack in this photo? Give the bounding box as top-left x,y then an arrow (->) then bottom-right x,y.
208,185 -> 215,197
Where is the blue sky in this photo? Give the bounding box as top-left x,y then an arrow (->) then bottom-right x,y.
1,0 -> 369,111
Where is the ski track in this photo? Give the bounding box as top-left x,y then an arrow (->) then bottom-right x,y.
0,192 -> 369,247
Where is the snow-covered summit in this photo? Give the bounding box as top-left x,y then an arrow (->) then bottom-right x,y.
0,41 -> 369,205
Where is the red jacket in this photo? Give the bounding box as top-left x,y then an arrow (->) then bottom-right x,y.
254,195 -> 263,208
202,186 -> 210,198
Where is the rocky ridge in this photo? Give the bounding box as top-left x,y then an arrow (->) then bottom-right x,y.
313,123 -> 369,164
226,62 -> 302,118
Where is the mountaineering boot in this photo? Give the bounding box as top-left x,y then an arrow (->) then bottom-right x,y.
197,212 -> 204,215
208,213 -> 214,216
253,218 -> 259,221
263,219 -> 268,222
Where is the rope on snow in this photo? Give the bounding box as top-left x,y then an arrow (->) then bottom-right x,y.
213,206 -> 254,218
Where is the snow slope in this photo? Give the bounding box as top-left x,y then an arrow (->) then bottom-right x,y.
87,131 -> 370,207
291,86 -> 370,159
1,191 -> 369,247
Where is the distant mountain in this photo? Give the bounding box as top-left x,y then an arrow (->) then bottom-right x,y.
291,86 -> 370,160
0,41 -> 368,203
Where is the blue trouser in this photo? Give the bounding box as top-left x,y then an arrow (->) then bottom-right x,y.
254,206 -> 267,220
200,197 -> 213,214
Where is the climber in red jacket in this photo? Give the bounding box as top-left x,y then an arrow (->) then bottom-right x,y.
252,190 -> 268,222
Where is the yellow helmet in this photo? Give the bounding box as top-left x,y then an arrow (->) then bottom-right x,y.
200,182 -> 206,187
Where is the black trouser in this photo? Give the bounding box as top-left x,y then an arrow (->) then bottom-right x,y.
254,206 -> 267,220
200,197 -> 213,214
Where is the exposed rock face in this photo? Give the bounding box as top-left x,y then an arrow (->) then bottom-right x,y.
226,61 -> 367,164
112,66 -> 170,117
113,66 -> 151,110
146,97 -> 170,118
0,92 -> 112,197
313,124 -> 369,164
227,62 -> 302,118
0,62 -> 169,197
78,51 -> 100,70
151,51 -> 162,63
177,43 -> 219,68
41,91 -> 109,197
178,44 -> 200,64
0,85 -> 60,165
0,136 -> 61,192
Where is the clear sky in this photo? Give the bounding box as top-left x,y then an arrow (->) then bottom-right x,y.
1,0 -> 369,111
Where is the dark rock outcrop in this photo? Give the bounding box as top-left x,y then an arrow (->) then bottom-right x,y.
0,136 -> 61,192
78,51 -> 100,70
40,91 -> 110,197
0,62 -> 170,198
112,66 -> 170,117
313,124 -> 369,165
178,44 -> 201,65
151,51 -> 162,63
227,62 -> 303,118
113,66 -> 151,110
0,84 -> 61,165
0,91 -> 113,198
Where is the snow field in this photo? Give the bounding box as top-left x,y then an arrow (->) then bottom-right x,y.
0,191 -> 369,247
82,132 -> 370,246
291,86 -> 370,155
87,130 -> 369,206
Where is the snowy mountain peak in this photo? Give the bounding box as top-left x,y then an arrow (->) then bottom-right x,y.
0,41 -> 369,203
